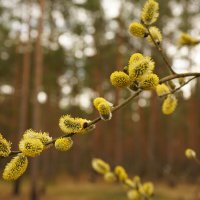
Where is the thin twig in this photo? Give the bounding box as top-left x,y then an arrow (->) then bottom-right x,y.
159,72 -> 200,83
160,76 -> 199,98
146,26 -> 176,75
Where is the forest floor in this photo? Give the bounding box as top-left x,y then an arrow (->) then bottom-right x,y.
0,179 -> 200,200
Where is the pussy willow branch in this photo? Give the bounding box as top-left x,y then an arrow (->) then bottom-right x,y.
2,90 -> 142,158
2,72 -> 200,159
159,72 -> 200,83
160,76 -> 199,98
120,179 -> 150,200
146,26 -> 176,75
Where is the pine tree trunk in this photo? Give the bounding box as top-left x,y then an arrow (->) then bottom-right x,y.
31,0 -> 45,199
13,6 -> 32,195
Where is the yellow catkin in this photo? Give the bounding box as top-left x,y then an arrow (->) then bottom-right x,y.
156,84 -> 170,96
129,22 -> 148,38
23,129 -> 52,145
140,73 -> 159,90
162,94 -> 177,115
104,172 -> 116,182
168,81 -> 176,90
178,77 -> 185,85
127,190 -> 141,200
93,97 -> 107,109
92,158 -> 110,175
139,182 -> 154,197
114,165 -> 128,181
147,26 -> 162,44
110,71 -> 131,88
3,154 -> 28,181
129,56 -> 155,81
0,134 -> 11,157
178,33 -> 200,47
141,0 -> 159,25
129,53 -> 144,66
97,102 -> 112,121
185,148 -> 196,159
19,138 -> 44,157
133,176 -> 141,185
55,137 -> 73,151
124,179 -> 136,188
59,115 -> 89,134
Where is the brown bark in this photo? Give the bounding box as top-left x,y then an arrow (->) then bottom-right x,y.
31,0 -> 45,200
187,93 -> 199,149
13,1 -> 32,195
13,37 -> 31,196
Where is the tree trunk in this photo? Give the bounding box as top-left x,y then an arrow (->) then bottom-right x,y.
13,41 -> 31,195
31,0 -> 45,200
13,3 -> 32,195
11,34 -> 22,195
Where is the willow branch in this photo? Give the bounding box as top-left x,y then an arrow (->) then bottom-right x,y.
159,72 -> 200,83
146,26 -> 176,75
3,90 -> 142,158
3,72 -> 200,159
160,76 -> 198,98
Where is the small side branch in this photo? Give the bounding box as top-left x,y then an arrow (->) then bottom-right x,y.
146,26 -> 176,75
160,76 -> 198,98
160,72 -> 200,83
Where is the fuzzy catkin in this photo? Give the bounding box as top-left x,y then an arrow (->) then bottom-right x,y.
110,71 -> 131,88
147,26 -> 162,44
141,0 -> 159,25
129,53 -> 144,66
97,102 -> 112,121
140,73 -> 159,90
23,129 -> 52,145
92,158 -> 110,175
55,137 -> 73,151
162,94 -> 177,115
19,138 -> 44,157
0,134 -> 11,157
3,154 -> 28,181
156,84 -> 170,96
114,166 -> 128,181
59,115 -> 89,134
129,22 -> 147,38
128,56 -> 155,81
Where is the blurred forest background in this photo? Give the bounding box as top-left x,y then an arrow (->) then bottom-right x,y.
1,0 -> 200,199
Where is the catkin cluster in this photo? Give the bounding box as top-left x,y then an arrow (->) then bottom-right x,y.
110,53 -> 159,91
1,113 -> 94,181
0,77 -> 98,181
92,158 -> 154,200
93,97 -> 113,121
129,0 -> 162,45
0,129 -> 53,181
